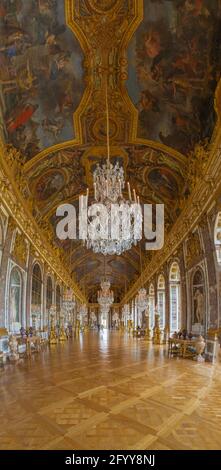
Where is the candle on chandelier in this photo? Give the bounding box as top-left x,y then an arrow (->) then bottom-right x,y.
133,189 -> 137,203
127,182 -> 132,201
94,182 -> 97,201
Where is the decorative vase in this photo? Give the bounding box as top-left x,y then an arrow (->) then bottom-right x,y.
194,335 -> 206,362
8,335 -> 19,362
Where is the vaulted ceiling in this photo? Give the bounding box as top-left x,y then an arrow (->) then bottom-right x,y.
1,0 -> 221,300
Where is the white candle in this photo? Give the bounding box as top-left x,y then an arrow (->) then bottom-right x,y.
127,182 -> 132,201
94,182 -> 97,201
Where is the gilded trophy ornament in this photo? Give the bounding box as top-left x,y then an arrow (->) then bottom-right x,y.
12,231 -> 28,266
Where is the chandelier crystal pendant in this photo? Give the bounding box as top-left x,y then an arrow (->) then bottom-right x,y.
80,77 -> 142,256
100,304 -> 110,316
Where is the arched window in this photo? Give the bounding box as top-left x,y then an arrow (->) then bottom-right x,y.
149,283 -> 155,328
31,264 -> 42,306
157,274 -> 165,329
9,268 -> 22,329
56,285 -> 61,316
214,213 -> 221,264
46,277 -> 53,310
169,262 -> 181,333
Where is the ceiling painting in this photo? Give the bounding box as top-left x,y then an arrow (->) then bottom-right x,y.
1,0 -> 221,300
127,0 -> 221,154
0,0 -> 85,160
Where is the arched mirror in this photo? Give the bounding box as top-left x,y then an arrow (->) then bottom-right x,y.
157,274 -> 165,329
9,268 -> 22,331
169,262 -> 181,333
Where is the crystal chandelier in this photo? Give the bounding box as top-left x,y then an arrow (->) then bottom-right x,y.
136,244 -> 149,313
98,279 -> 114,307
80,78 -> 142,256
63,288 -> 75,312
122,303 -> 130,320
112,310 -> 119,322
77,303 -> 88,325
100,304 -> 110,317
49,304 -> 57,317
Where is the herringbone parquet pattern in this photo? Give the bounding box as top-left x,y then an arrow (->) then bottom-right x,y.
0,331 -> 221,450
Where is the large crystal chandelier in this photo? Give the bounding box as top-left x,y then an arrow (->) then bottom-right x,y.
63,288 -> 75,312
122,303 -> 130,320
78,303 -> 88,324
80,78 -> 142,256
98,279 -> 114,307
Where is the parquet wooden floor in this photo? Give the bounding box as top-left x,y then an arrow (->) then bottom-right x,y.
0,331 -> 221,450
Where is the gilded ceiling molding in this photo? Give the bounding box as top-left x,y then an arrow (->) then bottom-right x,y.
121,126 -> 221,305
0,140 -> 86,303
213,77 -> 221,139
23,0 -> 188,174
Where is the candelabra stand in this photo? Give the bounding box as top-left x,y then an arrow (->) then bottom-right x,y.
127,319 -> 133,334
59,313 -> 67,342
145,314 -> 152,341
163,325 -> 170,344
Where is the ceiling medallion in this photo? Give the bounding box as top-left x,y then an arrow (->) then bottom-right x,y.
80,78 -> 143,256
85,0 -> 121,14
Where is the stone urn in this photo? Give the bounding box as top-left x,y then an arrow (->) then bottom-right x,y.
194,335 -> 206,362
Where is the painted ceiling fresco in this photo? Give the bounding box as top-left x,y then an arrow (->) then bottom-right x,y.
127,0 -> 221,154
2,0 -> 221,299
0,0 -> 84,160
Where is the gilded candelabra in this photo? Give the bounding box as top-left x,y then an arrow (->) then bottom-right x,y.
145,312 -> 152,342
152,312 -> 163,345
49,315 -> 57,345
